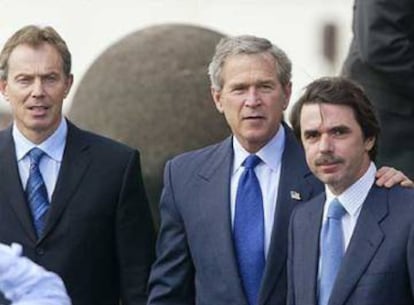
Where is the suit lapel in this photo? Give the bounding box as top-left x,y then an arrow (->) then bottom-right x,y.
259,124 -> 317,305
41,121 -> 92,240
329,186 -> 387,305
197,137 -> 247,303
296,195 -> 324,305
0,128 -> 37,242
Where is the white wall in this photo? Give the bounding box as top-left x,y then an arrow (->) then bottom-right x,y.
0,0 -> 354,114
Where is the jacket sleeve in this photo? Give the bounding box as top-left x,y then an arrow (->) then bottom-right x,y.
147,160 -> 195,305
355,0 -> 414,98
116,150 -> 156,305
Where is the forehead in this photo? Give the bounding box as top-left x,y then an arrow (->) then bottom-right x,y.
300,103 -> 358,130
221,52 -> 278,85
7,43 -> 63,74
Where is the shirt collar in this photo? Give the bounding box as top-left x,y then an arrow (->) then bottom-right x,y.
325,162 -> 377,217
232,124 -> 286,173
13,118 -> 68,162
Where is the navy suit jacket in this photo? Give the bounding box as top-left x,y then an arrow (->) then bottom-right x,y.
148,124 -> 323,305
0,120 -> 155,305
288,185 -> 414,305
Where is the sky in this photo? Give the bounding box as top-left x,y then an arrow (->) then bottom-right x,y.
0,0 -> 354,113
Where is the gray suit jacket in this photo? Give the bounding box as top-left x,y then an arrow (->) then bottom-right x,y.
0,120 -> 155,305
148,124 -> 323,305
288,185 -> 414,305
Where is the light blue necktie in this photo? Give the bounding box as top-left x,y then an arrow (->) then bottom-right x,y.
234,154 -> 265,305
319,198 -> 347,305
25,148 -> 50,238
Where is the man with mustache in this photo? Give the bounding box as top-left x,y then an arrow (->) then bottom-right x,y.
147,35 -> 412,305
288,77 -> 414,305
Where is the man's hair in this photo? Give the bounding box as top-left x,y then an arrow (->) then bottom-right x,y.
0,25 -> 71,80
290,76 -> 380,160
208,35 -> 292,91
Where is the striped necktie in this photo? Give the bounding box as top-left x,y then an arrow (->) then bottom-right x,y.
25,148 -> 50,238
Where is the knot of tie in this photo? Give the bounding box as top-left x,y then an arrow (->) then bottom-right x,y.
243,154 -> 261,170
28,148 -> 45,166
327,199 -> 347,220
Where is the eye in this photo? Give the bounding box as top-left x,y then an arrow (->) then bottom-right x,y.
331,127 -> 349,137
303,131 -> 319,141
231,86 -> 246,94
16,76 -> 32,85
260,83 -> 273,90
44,74 -> 58,83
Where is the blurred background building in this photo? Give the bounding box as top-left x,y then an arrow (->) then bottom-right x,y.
0,0 -> 353,115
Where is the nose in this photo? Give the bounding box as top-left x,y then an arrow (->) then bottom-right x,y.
244,87 -> 261,107
319,133 -> 333,153
31,78 -> 45,98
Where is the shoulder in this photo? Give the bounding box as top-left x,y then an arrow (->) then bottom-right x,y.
168,137 -> 231,170
292,192 -> 325,220
67,121 -> 138,156
384,185 -> 414,207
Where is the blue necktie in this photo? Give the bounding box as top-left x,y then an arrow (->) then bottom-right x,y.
25,148 -> 49,238
319,198 -> 347,305
234,154 -> 265,305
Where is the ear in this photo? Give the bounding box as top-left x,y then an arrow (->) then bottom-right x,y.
365,136 -> 376,152
282,81 -> 292,110
0,79 -> 8,101
64,74 -> 74,98
211,86 -> 224,113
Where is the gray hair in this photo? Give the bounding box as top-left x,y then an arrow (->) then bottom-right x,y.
208,35 -> 292,91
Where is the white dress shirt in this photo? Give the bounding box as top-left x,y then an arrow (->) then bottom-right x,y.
0,243 -> 71,305
318,162 -> 377,285
231,124 -> 285,257
322,162 -> 377,250
13,119 -> 67,201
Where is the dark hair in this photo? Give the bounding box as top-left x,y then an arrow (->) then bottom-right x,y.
290,76 -> 380,160
0,25 -> 71,80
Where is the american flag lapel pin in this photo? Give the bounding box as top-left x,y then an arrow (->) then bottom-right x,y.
290,191 -> 302,201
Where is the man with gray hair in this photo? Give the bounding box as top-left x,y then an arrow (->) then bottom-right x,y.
147,35 -> 411,305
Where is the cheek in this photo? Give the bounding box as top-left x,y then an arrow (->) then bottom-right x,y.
303,144 -> 316,164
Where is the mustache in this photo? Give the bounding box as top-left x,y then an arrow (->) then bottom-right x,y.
314,154 -> 344,166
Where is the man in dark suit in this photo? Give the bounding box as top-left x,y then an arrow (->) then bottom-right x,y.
0,25 -> 155,305
342,0 -> 414,178
288,77 -> 414,305
147,35 -> 411,305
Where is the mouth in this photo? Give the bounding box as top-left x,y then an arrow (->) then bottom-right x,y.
243,115 -> 265,121
28,105 -> 49,110
318,162 -> 340,173
315,156 -> 343,173
27,105 -> 50,116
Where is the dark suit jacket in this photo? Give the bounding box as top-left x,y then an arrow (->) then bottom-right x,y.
147,124 -> 323,305
288,185 -> 414,305
0,120 -> 155,305
342,0 -> 414,114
